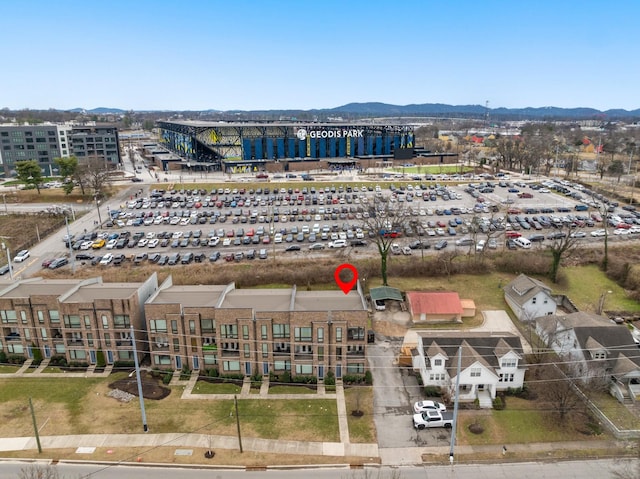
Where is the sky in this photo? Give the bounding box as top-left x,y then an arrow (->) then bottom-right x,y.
3,0 -> 640,112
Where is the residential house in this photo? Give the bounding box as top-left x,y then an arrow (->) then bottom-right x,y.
503,274 -> 556,321
409,331 -> 526,408
536,312 -> 640,403
405,291 -> 475,323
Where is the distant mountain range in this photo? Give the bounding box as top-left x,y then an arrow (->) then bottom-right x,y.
64,103 -> 640,120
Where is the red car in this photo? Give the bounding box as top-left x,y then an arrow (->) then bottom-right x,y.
256,173 -> 269,179
518,192 -> 534,199
505,231 -> 522,238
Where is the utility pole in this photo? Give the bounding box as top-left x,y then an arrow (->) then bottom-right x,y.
29,397 -> 42,453
234,395 -> 243,453
64,215 -> 75,273
131,325 -> 149,432
449,346 -> 462,466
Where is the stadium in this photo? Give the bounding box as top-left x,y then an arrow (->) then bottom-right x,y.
155,120 -> 421,174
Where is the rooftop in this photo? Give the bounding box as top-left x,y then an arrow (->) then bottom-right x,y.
220,289 -> 293,311
294,290 -> 366,311
63,283 -> 140,302
406,291 -> 463,315
149,285 -> 227,307
0,279 -> 80,299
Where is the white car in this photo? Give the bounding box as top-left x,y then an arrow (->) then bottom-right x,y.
99,253 -> 114,265
105,239 -> 118,250
80,241 -> 93,250
147,239 -> 159,248
413,400 -> 447,414
13,250 -> 30,262
223,238 -> 232,246
137,239 -> 148,247
208,236 -> 220,247
328,239 -> 347,248
590,229 -> 606,237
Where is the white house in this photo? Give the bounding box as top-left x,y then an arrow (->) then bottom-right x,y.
536,312 -> 640,403
409,331 -> 526,408
503,274 -> 557,321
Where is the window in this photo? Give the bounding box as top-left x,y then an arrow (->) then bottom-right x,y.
274,360 -> 291,371
87,333 -> 94,347
220,324 -> 238,339
200,319 -> 216,333
242,325 -> 249,340
20,311 -> 27,323
470,368 -> 481,377
63,315 -> 81,328
154,355 -> 171,365
593,351 -> 606,360
336,347 -> 342,360
499,373 -> 515,382
501,358 -> 517,368
171,320 -> 178,334
1,310 -> 17,323
532,297 -> 537,304
433,359 -> 442,366
317,328 -> 324,343
117,351 -> 133,360
191,338 -> 197,352
113,315 -> 130,328
318,346 -> 324,360
104,333 -> 111,346
347,363 -> 364,374
223,360 -> 240,372
189,320 -> 195,334
262,343 -> 268,358
261,325 -> 267,340
149,319 -> 167,332
244,344 -> 250,358
101,315 -> 108,328
84,316 -> 91,328
7,344 -> 24,354
348,327 -> 365,340
70,349 -> 86,360
272,324 -> 289,339
173,338 -> 180,352
336,327 -> 342,342
204,354 -> 217,365
40,328 -> 47,340
294,327 -> 312,342
55,344 -> 65,354
295,364 -> 313,375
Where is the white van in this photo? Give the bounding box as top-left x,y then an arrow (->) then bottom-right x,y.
514,237 -> 532,249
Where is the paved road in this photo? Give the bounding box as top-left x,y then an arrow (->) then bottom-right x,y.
0,458 -> 629,478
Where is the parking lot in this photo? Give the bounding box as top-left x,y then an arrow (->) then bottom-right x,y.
45,175 -> 640,270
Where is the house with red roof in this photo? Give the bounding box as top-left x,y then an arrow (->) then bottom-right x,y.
405,291 -> 474,323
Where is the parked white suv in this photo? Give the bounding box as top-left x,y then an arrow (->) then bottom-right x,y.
328,239 -> 347,248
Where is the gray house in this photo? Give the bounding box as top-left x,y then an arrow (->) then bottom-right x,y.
536,312 -> 640,403
503,274 -> 557,321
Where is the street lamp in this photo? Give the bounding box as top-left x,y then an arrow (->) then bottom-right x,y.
1,241 -> 13,280
94,194 -> 103,226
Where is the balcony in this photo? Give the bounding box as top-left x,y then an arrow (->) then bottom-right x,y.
115,339 -> 133,347
347,349 -> 365,357
152,342 -> 169,351
294,352 -> 313,360
4,333 -> 20,342
221,349 -> 240,357
273,348 -> 291,357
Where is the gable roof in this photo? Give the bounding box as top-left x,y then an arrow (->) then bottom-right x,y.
406,291 -> 463,316
573,324 -> 640,373
537,311 -> 614,335
504,274 -> 553,307
419,332 -> 525,374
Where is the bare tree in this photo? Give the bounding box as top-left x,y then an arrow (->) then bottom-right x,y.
360,194 -> 411,286
536,363 -> 580,422
76,157 -> 113,200
546,225 -> 580,283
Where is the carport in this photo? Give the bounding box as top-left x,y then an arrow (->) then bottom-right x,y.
369,286 -> 404,311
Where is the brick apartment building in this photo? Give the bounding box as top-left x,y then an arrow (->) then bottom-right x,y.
0,275 -> 369,380
0,275 -> 158,365
145,277 -> 369,379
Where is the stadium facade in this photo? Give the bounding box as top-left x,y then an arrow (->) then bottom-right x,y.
157,120 -> 416,172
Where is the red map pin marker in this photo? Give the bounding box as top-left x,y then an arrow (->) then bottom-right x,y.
334,263 -> 358,295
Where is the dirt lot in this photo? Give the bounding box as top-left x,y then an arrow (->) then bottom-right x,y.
109,370 -> 171,400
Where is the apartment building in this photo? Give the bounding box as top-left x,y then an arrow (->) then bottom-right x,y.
0,124 -> 121,178
145,277 -> 369,379
0,275 -> 157,365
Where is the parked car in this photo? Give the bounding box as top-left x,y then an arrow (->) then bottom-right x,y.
285,245 -> 301,252
13,250 -> 30,262
434,240 -> 448,250
413,400 -> 447,413
48,257 -> 69,269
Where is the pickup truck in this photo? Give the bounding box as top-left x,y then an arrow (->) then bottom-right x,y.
413,409 -> 454,429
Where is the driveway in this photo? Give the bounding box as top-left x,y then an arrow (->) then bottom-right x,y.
368,341 -> 452,449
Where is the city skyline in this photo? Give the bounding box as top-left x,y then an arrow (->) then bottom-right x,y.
2,0 -> 639,112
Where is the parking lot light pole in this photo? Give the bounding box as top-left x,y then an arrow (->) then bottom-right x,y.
1,242 -> 13,280
94,194 -> 102,226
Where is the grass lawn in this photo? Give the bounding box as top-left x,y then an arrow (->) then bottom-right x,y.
0,375 -> 339,442
345,387 -> 376,443
192,381 -> 242,394
588,392 -> 640,430
554,265 -> 640,313
268,385 -> 317,395
0,365 -> 20,374
40,367 -> 65,373
456,397 -> 607,445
